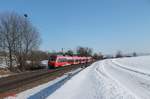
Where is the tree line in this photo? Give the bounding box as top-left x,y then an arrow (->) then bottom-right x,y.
49,46 -> 104,60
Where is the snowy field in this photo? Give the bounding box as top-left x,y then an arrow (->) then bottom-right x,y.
48,56 -> 150,99
6,56 -> 150,99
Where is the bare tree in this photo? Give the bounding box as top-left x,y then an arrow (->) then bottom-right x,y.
0,12 -> 41,71
116,51 -> 123,58
93,52 -> 103,60
76,46 -> 93,56
65,50 -> 74,56
0,13 -> 18,70
133,52 -> 137,57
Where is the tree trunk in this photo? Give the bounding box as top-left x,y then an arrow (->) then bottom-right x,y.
9,49 -> 13,71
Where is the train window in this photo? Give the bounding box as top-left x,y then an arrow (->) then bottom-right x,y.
68,59 -> 74,62
57,58 -> 67,62
57,59 -> 61,62
67,59 -> 71,62
67,60 -> 71,62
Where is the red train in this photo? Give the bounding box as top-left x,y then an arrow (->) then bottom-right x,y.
48,55 -> 92,69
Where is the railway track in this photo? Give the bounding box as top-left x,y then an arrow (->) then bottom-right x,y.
0,62 -> 93,98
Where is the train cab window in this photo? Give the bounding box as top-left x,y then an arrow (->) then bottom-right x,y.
49,57 -> 56,61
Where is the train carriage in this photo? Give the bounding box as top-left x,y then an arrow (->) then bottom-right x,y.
48,55 -> 67,69
66,56 -> 74,65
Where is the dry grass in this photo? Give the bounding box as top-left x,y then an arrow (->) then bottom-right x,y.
0,68 -> 13,75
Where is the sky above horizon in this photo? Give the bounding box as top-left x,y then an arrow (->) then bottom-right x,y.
0,0 -> 150,55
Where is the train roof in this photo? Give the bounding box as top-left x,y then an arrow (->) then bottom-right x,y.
49,55 -> 92,59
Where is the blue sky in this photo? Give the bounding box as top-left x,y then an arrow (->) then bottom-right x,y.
0,0 -> 150,54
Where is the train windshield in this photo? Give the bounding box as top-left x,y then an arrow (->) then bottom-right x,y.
49,56 -> 56,61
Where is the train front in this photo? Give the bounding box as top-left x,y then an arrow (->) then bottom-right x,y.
48,55 -> 57,69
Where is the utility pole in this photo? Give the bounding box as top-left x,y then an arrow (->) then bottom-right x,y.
61,48 -> 65,55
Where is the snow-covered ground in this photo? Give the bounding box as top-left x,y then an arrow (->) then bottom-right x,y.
40,60 -> 48,68
47,56 -> 150,99
113,56 -> 150,74
0,74 -> 9,78
5,56 -> 150,99
0,59 -> 8,68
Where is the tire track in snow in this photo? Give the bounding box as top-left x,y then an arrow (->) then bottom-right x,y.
103,60 -> 150,99
110,60 -> 150,92
111,60 -> 150,91
94,61 -> 137,99
111,60 -> 150,77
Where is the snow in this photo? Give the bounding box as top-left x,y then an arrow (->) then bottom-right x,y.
26,60 -> 48,67
5,56 -> 150,99
26,61 -> 32,64
0,74 -> 9,78
47,56 -> 150,99
113,56 -> 150,74
0,64 -> 8,68
0,59 -> 8,68
40,60 -> 48,66
104,60 -> 150,99
47,62 -> 137,99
